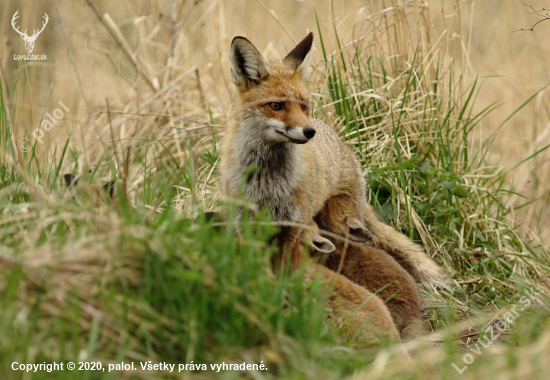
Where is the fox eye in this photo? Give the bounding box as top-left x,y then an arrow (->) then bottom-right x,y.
268,102 -> 285,111
301,104 -> 309,112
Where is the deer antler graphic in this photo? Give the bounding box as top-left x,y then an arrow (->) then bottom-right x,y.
11,11 -> 49,54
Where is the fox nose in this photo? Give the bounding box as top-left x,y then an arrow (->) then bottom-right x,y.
303,127 -> 316,139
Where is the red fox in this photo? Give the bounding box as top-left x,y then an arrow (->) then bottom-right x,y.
305,265 -> 414,366
316,191 -> 447,288
219,32 -> 445,286
301,227 -> 414,364
312,195 -> 423,339
220,33 -> 367,265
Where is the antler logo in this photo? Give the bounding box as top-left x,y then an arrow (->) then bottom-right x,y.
11,11 -> 49,54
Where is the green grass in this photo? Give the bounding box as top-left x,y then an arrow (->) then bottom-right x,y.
1,16 -> 550,380
0,164 -> 375,378
313,24 -> 550,308
0,73 -> 400,378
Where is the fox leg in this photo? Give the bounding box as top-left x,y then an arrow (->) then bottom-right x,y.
286,226 -> 310,270
269,226 -> 307,271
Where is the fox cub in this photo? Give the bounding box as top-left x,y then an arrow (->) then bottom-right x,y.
301,229 -> 414,364
312,195 -> 423,338
219,32 -> 445,286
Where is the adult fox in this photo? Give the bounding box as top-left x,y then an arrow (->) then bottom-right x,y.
219,32 -> 445,286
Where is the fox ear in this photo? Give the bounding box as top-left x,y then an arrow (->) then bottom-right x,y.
230,37 -> 270,90
349,218 -> 370,242
283,32 -> 314,80
311,234 -> 336,253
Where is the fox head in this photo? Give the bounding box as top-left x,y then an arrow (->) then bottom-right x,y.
230,33 -> 315,144
315,194 -> 371,243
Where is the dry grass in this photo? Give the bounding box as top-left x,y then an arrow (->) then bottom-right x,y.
432,0 -> 550,245
2,0 -> 548,241
1,0 -> 550,378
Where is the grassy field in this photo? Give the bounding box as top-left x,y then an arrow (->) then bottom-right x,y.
1,0 -> 550,379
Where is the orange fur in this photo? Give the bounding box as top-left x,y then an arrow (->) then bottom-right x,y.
219,33 -> 446,288
314,195 -> 423,338
220,34 -> 367,268
299,226 -> 414,364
